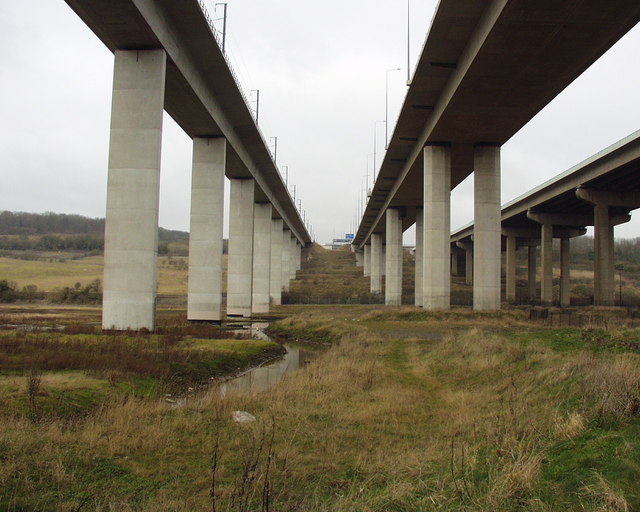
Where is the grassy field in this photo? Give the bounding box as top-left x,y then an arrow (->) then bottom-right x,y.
2,304 -> 640,510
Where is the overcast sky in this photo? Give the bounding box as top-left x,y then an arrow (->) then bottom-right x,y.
1,1 -> 640,244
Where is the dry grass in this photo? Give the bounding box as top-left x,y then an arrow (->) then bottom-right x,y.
2,306 -> 640,510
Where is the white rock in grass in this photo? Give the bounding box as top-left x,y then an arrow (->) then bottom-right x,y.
232,410 -> 256,423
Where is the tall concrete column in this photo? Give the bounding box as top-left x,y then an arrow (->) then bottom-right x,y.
594,203 -> 614,306
527,245 -> 537,302
473,144 -> 501,310
370,233 -> 383,294
289,236 -> 297,280
457,241 -> 474,286
560,237 -> 571,307
103,49 -> 166,331
364,244 -> 371,277
355,251 -> 364,267
251,203 -> 272,314
296,243 -> 302,271
415,208 -> 424,307
269,219 -> 283,306
227,179 -> 255,317
381,247 -> 387,276
385,208 -> 403,306
423,143 -> 451,309
505,235 -> 517,304
281,228 -> 291,293
187,137 -> 226,322
540,222 -> 553,306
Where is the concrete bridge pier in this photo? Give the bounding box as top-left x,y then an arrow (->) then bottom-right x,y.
289,236 -> 297,280
576,188 -> 639,306
364,244 -> 371,277
355,251 -> 364,267
187,137 -> 226,322
269,219 -> 283,306
281,228 -> 291,293
560,238 -> 571,306
473,144 -> 501,310
527,244 -> 538,303
227,179 -> 255,317
370,233 -> 383,294
456,241 -> 473,286
103,49 -> 167,331
505,235 -> 517,304
385,208 -> 403,306
423,143 -> 451,310
251,203 -> 272,314
415,208 -> 424,307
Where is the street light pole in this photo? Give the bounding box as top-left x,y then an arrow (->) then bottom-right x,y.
215,3 -> 228,53
250,89 -> 260,124
385,68 -> 401,148
269,136 -> 278,163
282,165 -> 289,187
373,121 -> 384,182
407,0 -> 411,85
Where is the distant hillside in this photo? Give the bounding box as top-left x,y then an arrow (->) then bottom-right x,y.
0,211 -> 189,253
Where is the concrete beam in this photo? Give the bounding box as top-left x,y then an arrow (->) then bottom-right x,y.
187,137 -> 225,322
227,179 -> 254,317
103,49 -> 166,331
576,187 -> 640,209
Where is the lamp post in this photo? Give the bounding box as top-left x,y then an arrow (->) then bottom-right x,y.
215,3 -> 228,53
282,165 -> 289,187
385,68 -> 401,148
269,136 -> 278,163
250,89 -> 260,124
373,121 -> 385,182
406,0 -> 411,85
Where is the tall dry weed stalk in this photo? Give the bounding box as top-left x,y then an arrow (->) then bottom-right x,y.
211,417 -> 279,512
27,367 -> 41,423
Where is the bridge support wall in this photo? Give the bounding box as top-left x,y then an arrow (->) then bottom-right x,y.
103,49 -> 166,330
187,137 -> 225,321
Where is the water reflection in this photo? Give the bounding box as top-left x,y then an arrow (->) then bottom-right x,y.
218,343 -> 320,398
